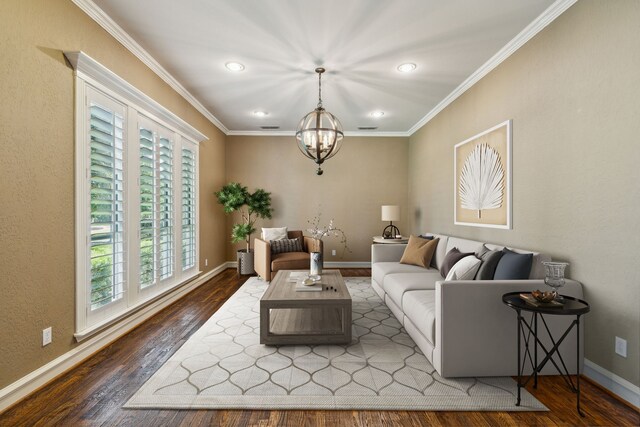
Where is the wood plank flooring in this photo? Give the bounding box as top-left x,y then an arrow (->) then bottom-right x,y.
1,268 -> 638,426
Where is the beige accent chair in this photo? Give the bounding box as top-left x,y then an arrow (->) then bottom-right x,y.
254,230 -> 322,281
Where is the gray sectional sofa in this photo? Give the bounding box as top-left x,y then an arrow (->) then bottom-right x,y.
371,232 -> 584,378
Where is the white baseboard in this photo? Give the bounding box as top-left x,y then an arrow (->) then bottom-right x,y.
0,263 -> 230,414
324,261 -> 371,268
584,359 -> 640,408
227,261 -> 371,269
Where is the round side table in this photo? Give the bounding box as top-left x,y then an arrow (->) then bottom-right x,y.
502,292 -> 590,416
372,236 -> 408,244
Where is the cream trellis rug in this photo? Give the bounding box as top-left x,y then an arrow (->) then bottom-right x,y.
125,277 -> 546,411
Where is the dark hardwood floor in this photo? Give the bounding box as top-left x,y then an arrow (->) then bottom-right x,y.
1,268 -> 638,426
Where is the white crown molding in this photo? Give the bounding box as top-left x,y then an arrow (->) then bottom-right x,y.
65,51 -> 208,143
73,0 -> 575,138
0,263 -> 232,413
407,0 -> 578,135
226,130 -> 410,138
71,0 -> 229,135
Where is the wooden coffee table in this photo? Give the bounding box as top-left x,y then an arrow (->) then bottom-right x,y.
260,270 -> 352,345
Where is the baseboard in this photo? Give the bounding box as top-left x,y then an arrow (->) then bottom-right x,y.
324,261 -> 371,268
226,261 -> 371,269
0,263 -> 229,414
584,359 -> 640,408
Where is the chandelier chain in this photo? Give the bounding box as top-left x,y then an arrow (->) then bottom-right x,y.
317,71 -> 323,109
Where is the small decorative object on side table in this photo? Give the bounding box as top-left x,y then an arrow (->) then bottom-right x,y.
543,261 -> 569,302
502,292 -> 590,416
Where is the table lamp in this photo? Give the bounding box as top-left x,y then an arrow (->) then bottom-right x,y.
381,205 -> 400,239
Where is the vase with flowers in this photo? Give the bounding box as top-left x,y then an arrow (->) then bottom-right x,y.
306,215 -> 351,275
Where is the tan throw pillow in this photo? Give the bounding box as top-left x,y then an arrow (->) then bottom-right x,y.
400,236 -> 439,268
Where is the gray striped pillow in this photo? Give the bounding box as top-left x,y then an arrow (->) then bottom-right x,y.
270,238 -> 303,254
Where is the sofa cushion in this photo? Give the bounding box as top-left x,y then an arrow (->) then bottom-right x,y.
402,290 -> 436,346
494,248 -> 533,280
371,262 -> 428,289
270,238 -> 303,254
399,236 -> 439,268
384,272 -> 441,309
475,244 -> 504,280
444,255 -> 482,280
271,251 -> 310,271
440,248 -> 474,278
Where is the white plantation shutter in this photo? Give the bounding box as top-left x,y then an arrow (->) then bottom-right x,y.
181,147 -> 196,270
139,126 -> 155,288
87,93 -> 126,312
139,120 -> 175,289
70,51 -> 203,340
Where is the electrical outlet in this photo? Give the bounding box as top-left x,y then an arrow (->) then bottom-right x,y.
615,336 -> 627,358
332,250 -> 336,256
205,258 -> 208,267
42,327 -> 52,347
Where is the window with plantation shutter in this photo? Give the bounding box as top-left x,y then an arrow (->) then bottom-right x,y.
181,147 -> 196,270
139,121 -> 175,290
89,97 -> 126,311
69,51 -> 204,340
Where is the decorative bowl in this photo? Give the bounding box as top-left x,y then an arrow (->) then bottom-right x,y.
532,289 -> 556,303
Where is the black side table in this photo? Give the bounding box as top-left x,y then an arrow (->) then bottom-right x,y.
502,292 -> 590,416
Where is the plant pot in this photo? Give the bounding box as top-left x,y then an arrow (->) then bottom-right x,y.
237,249 -> 255,275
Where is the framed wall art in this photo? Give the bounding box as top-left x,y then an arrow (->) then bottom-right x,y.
454,120 -> 512,229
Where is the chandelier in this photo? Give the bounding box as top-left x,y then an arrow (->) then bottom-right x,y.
295,67 -> 344,175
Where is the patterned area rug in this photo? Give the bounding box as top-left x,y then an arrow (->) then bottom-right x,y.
125,277 -> 546,411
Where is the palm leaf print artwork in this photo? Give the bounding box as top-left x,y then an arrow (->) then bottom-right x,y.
459,143 -> 505,219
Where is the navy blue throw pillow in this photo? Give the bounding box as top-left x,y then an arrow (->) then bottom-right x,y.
493,248 -> 533,280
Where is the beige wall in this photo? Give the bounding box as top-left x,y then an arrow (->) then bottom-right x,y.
0,0 -> 227,389
408,0 -> 640,386
225,136 -> 408,262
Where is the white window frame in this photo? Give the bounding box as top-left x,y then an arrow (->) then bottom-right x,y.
67,51 -> 206,341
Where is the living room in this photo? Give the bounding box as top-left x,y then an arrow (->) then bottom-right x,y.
0,0 -> 638,425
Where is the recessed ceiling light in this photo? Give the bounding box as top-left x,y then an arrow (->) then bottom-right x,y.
253,111 -> 268,117
370,111 -> 385,118
225,62 -> 245,72
397,63 -> 417,73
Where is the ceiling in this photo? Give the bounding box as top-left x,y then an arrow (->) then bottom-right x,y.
91,0 -> 557,134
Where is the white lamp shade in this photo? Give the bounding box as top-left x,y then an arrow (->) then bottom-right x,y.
381,205 -> 400,222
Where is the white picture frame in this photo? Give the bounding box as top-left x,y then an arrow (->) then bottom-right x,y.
454,120 -> 512,229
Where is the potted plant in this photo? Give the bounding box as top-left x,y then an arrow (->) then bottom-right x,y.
215,183 -> 273,275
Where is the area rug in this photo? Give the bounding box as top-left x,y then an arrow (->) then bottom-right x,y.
125,277 -> 546,411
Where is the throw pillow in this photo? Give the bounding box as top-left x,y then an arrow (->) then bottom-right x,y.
493,248 -> 533,280
475,244 -> 505,280
445,255 -> 482,281
262,227 -> 288,241
418,234 -> 434,240
440,248 -> 474,278
270,238 -> 303,255
399,236 -> 439,268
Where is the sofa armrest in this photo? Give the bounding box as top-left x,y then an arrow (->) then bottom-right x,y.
303,237 -> 323,254
371,243 -> 406,264
434,279 -> 584,378
254,238 -> 271,281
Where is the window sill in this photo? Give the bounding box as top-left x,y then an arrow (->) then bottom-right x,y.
74,270 -> 201,342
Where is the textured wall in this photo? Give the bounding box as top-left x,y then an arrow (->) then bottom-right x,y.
0,0 -> 227,389
408,0 -> 640,385
225,136 -> 409,262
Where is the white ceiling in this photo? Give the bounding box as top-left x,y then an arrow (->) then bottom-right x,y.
91,0 -> 557,134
